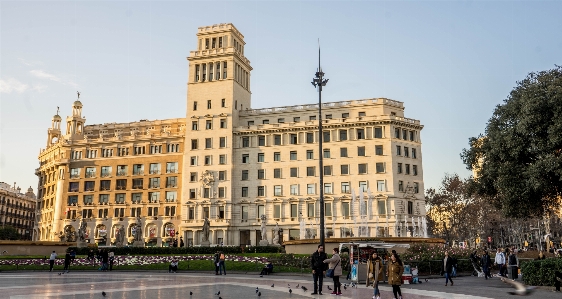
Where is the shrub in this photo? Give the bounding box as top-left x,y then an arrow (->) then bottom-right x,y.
67,245 -> 284,256
521,258 -> 562,286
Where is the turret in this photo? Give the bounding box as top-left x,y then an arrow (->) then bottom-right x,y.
65,96 -> 86,140
47,109 -> 62,147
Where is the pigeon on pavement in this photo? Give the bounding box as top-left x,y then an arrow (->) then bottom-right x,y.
289,289 -> 292,294
190,291 -> 193,296
258,291 -> 261,297
271,284 -> 274,287
256,287 -> 259,293
501,278 -> 536,296
301,286 -> 307,292
102,291 -> 106,297
215,291 -> 221,296
327,286 -> 332,290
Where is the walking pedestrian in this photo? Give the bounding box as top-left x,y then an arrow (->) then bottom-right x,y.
481,250 -> 492,279
69,249 -> 76,263
63,252 -> 71,273
109,251 -> 115,271
387,252 -> 404,299
323,247 -> 342,295
495,248 -> 506,277
508,249 -> 519,280
443,251 -> 454,286
213,251 -> 220,275
87,249 -> 95,265
49,251 -> 57,272
554,271 -> 562,292
218,251 -> 226,275
310,244 -> 328,295
469,250 -> 481,276
367,252 -> 384,299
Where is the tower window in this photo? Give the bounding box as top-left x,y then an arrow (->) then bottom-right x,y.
193,101 -> 198,111
207,100 -> 212,109
221,99 -> 226,107
195,65 -> 200,82
205,38 -> 209,49
223,62 -> 227,79
219,37 -> 223,48
212,38 -> 216,49
216,63 -> 221,80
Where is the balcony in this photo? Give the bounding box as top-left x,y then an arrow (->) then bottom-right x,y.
85,172 -> 96,178
85,188 -> 95,192
101,172 -> 112,178
166,169 -> 178,174
83,202 -> 94,206
166,184 -> 177,188
149,185 -> 160,189
165,198 -> 176,203
67,202 -> 78,206
131,200 -> 142,204
117,171 -> 127,176
149,170 -> 161,175
116,186 -> 127,190
133,170 -> 144,176
114,201 -> 125,205
100,187 -> 111,191
70,174 -> 80,179
132,185 -> 143,189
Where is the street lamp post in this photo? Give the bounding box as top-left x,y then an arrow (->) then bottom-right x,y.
311,45 -> 329,249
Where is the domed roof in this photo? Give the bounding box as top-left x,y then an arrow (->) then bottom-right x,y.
73,100 -> 83,107
27,186 -> 34,192
52,114 -> 62,121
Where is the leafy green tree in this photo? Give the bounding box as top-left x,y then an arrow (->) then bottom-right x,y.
0,226 -> 21,240
461,65 -> 562,218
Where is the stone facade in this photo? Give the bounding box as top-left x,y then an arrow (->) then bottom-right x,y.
0,182 -> 36,240
35,23 -> 425,246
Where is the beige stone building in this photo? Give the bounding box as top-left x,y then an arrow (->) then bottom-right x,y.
0,182 -> 36,240
35,23 -> 426,246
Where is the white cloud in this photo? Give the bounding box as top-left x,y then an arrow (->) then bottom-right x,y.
30,69 -> 78,88
32,84 -> 48,93
18,58 -> 42,67
0,78 -> 29,94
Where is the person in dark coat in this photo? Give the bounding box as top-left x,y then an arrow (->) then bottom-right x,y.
469,250 -> 481,276
213,251 -> 220,275
310,244 -> 328,295
63,252 -> 71,273
554,271 -> 562,292
443,251 -> 454,286
508,250 -> 519,280
481,251 -> 492,279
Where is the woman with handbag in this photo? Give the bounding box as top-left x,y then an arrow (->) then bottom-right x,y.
323,247 -> 342,295
387,252 -> 404,299
367,252 -> 384,299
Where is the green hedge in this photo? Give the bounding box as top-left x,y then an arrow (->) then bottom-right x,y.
67,245 -> 284,255
521,258 -> 561,286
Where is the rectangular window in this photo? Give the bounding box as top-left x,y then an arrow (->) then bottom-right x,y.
242,206 -> 248,219
223,62 -> 227,79
375,145 -> 383,155
219,171 -> 226,180
341,113 -> 349,118
116,179 -> 127,190
100,180 -> 111,191
306,166 -> 315,176
219,137 -> 226,148
258,169 -> 265,179
274,152 -> 281,161
257,153 -> 264,162
220,119 -> 227,128
221,98 -> 225,107
204,155 -> 212,165
405,164 -> 410,175
324,165 -> 332,176
70,168 -> 80,179
241,187 -> 248,197
218,187 -> 225,198
218,205 -> 225,218
274,205 -> 281,218
341,202 -> 350,217
404,146 -> 409,157
306,150 -> 314,160
341,182 -> 350,193
191,139 -> 198,150
83,195 -> 93,204
262,119 -> 269,124
339,130 -> 347,141
407,201 -> 413,215
148,192 -> 160,203
378,200 -> 386,215
412,148 -> 417,159
207,99 -> 212,109
398,180 -> 404,192
84,181 -> 95,192
257,205 -> 265,218
396,145 -> 402,156
219,154 -> 226,165
274,168 -> 281,178
189,189 -> 196,199
242,170 -> 249,180
357,129 -> 365,139
358,163 -> 367,174
290,151 -> 297,160
324,183 -> 332,194
166,176 -> 177,188
374,127 -> 383,138
341,165 -> 349,175
68,182 -> 79,192
190,172 -> 197,182
395,128 -> 400,138
101,166 -> 112,177
325,202 -> 332,216
293,117 -> 300,122
290,184 -> 299,195
306,183 -> 316,195
149,163 -> 161,174
132,178 -> 143,189
358,111 -> 366,117
413,165 -> 418,176
306,132 -> 314,143
85,167 -> 96,178
402,129 -> 408,140
290,134 -> 298,144
274,134 -> 281,145
309,115 -> 316,121
397,163 -> 403,174
340,147 -> 348,157
115,194 -> 125,204
358,146 -> 366,156
242,137 -> 250,147
307,203 -> 315,217
323,131 -> 330,142
203,188 -> 210,198
205,138 -> 212,149
323,149 -> 331,158
278,118 -> 285,123
166,162 -> 178,173
190,156 -> 197,166
409,131 -> 415,141
258,135 -> 265,146
376,162 -> 385,173
274,185 -> 282,196
247,121 -> 254,126
414,182 -> 419,193
325,114 -> 332,119
290,167 -> 298,177
377,180 -> 386,192
131,193 -> 142,204
290,204 -> 298,218
242,154 -> 249,163
257,186 -> 265,197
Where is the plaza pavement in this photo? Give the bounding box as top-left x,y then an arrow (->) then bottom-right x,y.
0,271 -> 555,299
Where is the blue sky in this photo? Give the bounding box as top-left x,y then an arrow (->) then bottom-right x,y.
1,0 -> 561,194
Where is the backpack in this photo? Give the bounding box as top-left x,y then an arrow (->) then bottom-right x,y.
220,253 -> 225,261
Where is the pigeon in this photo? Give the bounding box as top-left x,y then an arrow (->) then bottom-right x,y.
301,286 -> 308,292
256,287 -> 259,293
271,284 -> 274,287
219,297 -> 222,299
501,278 -> 536,296
327,286 -> 332,291
258,292 -> 261,297
289,289 -> 292,294
288,284 -> 291,287
190,291 -> 193,296
58,273 -> 61,275
425,279 -> 429,282
260,275 -> 263,277
215,291 -> 221,296
343,284 -> 347,290
102,291 -> 106,297
295,284 -> 299,288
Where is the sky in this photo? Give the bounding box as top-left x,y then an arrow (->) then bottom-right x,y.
1,0 -> 561,194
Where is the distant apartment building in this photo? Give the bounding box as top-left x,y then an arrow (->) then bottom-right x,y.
34,23 -> 425,246
0,182 -> 36,240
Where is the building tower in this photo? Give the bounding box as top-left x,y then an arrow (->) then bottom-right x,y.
65,100 -> 86,141
47,110 -> 62,146
181,23 -> 252,245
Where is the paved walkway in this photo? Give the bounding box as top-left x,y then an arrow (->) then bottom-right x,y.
0,271 -> 556,298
